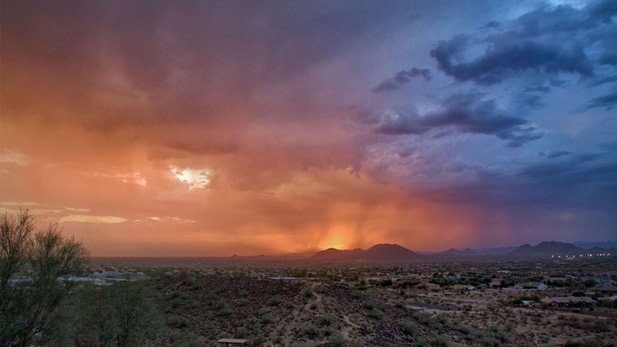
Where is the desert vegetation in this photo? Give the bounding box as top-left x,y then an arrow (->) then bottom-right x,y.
2,211 -> 617,346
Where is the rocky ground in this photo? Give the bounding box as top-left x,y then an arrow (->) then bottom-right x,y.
147,271 -> 617,346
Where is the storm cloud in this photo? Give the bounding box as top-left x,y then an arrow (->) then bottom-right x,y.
2,0 -> 616,255
375,93 -> 543,146
372,68 -> 431,93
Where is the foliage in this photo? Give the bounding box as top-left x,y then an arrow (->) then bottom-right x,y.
0,211 -> 88,347
367,308 -> 385,320
172,330 -> 202,347
328,332 -> 348,347
400,320 -> 417,336
319,313 -> 335,327
304,323 -> 320,339
51,281 -> 163,346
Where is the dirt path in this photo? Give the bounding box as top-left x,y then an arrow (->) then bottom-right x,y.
341,313 -> 360,340
303,282 -> 324,313
280,282 -> 323,346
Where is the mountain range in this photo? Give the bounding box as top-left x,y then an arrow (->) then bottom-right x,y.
310,243 -> 418,262
305,241 -> 615,262
510,241 -> 614,256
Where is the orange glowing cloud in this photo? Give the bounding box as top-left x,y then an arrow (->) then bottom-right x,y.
4,1 -> 614,256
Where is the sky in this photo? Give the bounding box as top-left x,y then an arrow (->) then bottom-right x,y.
1,0 -> 616,256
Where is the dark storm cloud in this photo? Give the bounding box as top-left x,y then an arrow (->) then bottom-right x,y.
428,0 -> 617,88
418,150 -> 617,212
588,76 -> 617,87
598,53 -> 617,66
512,154 -> 617,209
546,151 -> 570,159
587,91 -> 617,109
481,21 -> 501,30
523,83 -> 552,93
430,39 -> 593,85
375,93 -> 543,146
518,153 -> 603,180
372,68 -> 431,93
600,140 -> 617,152
1,0 -> 417,154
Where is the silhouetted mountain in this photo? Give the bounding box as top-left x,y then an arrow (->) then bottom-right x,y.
511,241 -> 583,256
310,244 -> 419,262
476,246 -> 518,255
309,248 -> 365,261
574,241 -> 617,250
440,248 -> 476,256
364,244 -> 417,261
230,254 -> 271,259
588,247 -> 615,254
437,246 -> 518,256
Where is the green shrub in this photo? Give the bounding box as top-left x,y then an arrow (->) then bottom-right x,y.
292,342 -> 316,347
172,330 -> 202,347
214,299 -> 232,315
319,313 -> 335,326
268,295 -> 282,306
304,323 -> 320,339
413,338 -> 429,347
367,308 -> 385,320
261,312 -> 274,324
400,320 -> 417,335
434,334 -> 450,347
167,315 -> 191,328
237,326 -> 248,338
328,332 -> 348,347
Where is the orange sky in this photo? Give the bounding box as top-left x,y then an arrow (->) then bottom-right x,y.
2,1 -> 616,256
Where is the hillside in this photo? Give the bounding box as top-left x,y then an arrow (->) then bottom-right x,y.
511,241 -> 585,256
310,244 -> 419,262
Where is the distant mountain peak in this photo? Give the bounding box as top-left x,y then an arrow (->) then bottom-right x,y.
310,243 -> 419,262
512,241 -> 582,256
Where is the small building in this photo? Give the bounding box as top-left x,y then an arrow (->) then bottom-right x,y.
515,282 -> 548,290
592,283 -> 617,295
541,296 -> 597,309
597,295 -> 617,305
364,276 -> 391,285
547,277 -> 569,285
489,279 -> 502,288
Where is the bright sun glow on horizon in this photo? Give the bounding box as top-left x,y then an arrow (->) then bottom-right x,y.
320,226 -> 349,250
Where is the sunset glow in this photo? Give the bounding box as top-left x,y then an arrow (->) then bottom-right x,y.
1,0 -> 616,256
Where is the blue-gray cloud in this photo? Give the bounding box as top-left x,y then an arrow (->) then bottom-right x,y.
430,39 -> 593,85
588,91 -> 617,109
375,93 -> 543,146
546,150 -> 570,159
429,0 -> 617,98
372,68 -> 431,93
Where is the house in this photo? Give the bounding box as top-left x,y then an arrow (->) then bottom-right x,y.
521,300 -> 538,307
515,282 -> 548,290
541,296 -> 597,309
597,295 -> 617,305
489,279 -> 502,288
592,283 -> 617,295
547,277 -> 569,285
